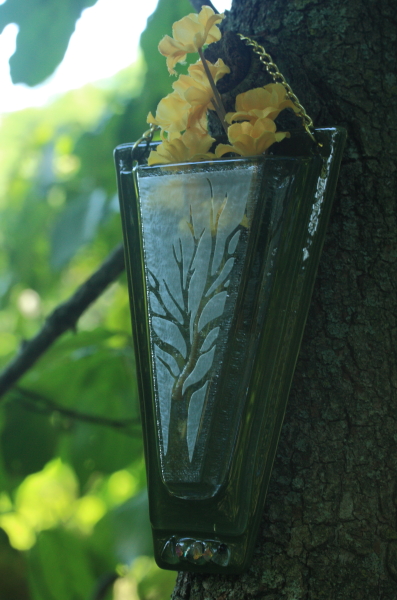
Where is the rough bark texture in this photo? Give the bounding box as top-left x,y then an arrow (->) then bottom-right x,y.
173,0 -> 397,597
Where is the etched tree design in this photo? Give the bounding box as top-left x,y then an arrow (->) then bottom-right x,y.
147,180 -> 244,476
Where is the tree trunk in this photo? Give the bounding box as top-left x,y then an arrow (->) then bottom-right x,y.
173,0 -> 397,597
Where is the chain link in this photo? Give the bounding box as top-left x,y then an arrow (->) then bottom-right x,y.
134,38 -> 319,151
132,123 -> 159,151
238,34 -> 317,144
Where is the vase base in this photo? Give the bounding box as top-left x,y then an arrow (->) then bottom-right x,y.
154,530 -> 250,574
163,480 -> 221,500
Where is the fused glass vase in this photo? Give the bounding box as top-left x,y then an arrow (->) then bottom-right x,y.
114,127 -> 346,574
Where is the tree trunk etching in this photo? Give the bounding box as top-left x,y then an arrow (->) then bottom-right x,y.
148,181 -> 244,478
172,0 -> 397,597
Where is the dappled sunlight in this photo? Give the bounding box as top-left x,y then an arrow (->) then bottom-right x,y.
15,459 -> 78,531
0,60 -> 146,352
113,557 -> 177,600
0,0 -> 198,596
0,512 -> 36,550
17,288 -> 42,318
0,460 -> 142,551
113,575 -> 139,600
70,494 -> 107,534
107,469 -> 138,506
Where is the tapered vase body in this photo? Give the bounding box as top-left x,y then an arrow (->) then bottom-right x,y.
114,128 -> 346,573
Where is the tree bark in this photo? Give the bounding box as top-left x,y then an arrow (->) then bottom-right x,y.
173,0 -> 397,597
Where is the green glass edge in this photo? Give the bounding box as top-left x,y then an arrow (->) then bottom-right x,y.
114,127 -> 347,573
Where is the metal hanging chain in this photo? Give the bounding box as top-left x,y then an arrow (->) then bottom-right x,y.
238,34 -> 317,144
132,123 -> 159,151
133,37 -> 319,152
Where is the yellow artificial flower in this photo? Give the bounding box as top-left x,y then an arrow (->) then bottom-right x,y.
172,75 -> 209,131
175,59 -> 230,129
187,58 -> 230,90
215,118 -> 290,157
147,91 -> 190,134
147,128 -> 215,166
148,59 -> 230,136
158,6 -> 225,75
225,83 -> 299,124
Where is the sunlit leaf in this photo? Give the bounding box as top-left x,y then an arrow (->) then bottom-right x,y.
15,460 -> 78,533
14,331 -> 142,485
27,528 -> 96,600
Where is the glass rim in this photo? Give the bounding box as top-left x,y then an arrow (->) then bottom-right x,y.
136,153 -> 318,174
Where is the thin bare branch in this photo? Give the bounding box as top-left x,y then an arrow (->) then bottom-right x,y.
15,387 -> 140,433
0,244 -> 125,400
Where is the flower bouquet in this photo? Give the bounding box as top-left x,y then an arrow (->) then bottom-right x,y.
114,5 -> 346,573
145,6 -> 300,165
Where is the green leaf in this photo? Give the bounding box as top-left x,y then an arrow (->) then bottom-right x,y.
18,329 -> 142,485
68,422 -> 143,486
0,0 -> 98,85
0,397 -> 58,483
113,491 -> 153,563
93,491 -> 153,567
0,411 -> 9,492
27,528 -> 96,600
20,330 -> 138,419
50,189 -> 107,268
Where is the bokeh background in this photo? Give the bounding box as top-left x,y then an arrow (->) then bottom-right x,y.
0,0 -> 229,598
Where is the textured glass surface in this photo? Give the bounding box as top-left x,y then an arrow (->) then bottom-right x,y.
114,127 -> 347,574
136,160 -> 263,498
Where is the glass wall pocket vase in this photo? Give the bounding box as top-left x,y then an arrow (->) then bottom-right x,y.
114,127 -> 346,574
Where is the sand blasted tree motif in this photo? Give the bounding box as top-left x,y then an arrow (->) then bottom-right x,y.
137,163 -> 257,496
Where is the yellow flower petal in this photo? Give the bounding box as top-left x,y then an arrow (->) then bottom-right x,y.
147,128 -> 215,166
188,58 -> 230,86
227,83 -> 300,124
197,6 -> 224,44
223,118 -> 289,156
147,91 -> 190,134
158,36 -> 188,76
172,60 -> 229,130
183,127 -> 215,155
173,6 -> 224,50
214,143 -> 237,158
158,7 -> 225,75
174,59 -> 229,107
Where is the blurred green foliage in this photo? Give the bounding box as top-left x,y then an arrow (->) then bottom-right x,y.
0,0 -> 193,597
0,0 -> 97,85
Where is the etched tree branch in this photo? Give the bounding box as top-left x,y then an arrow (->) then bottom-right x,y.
158,182 -> 244,469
